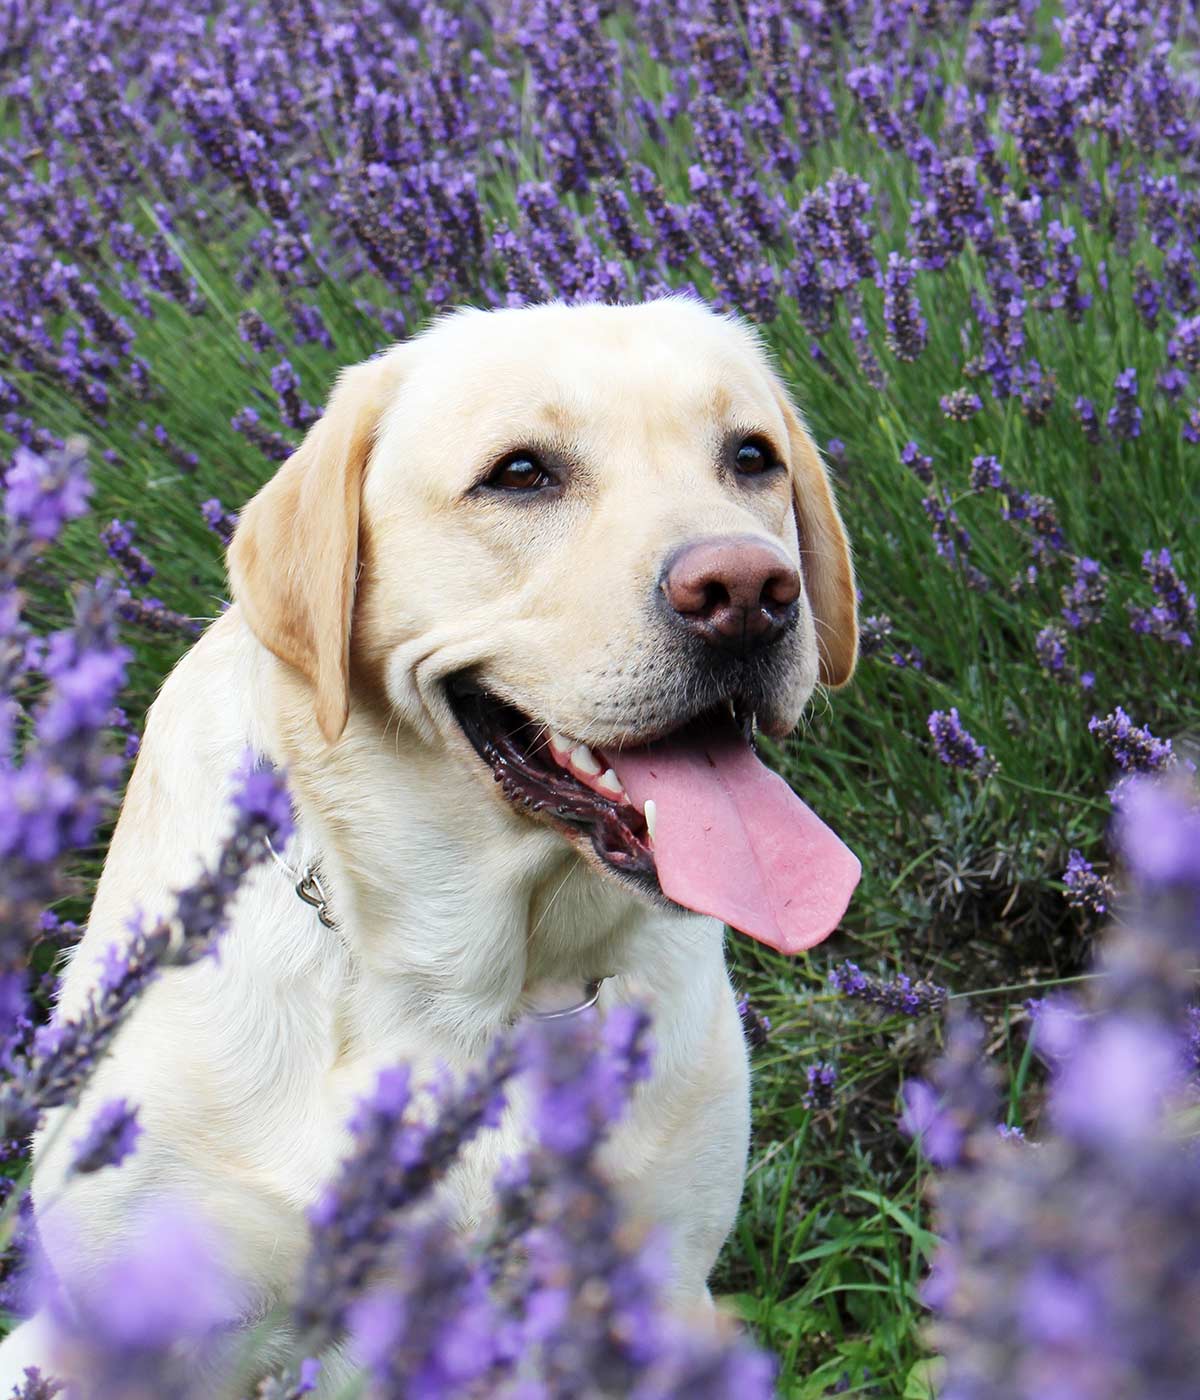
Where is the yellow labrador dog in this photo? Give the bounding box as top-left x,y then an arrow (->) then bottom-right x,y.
1,297 -> 859,1389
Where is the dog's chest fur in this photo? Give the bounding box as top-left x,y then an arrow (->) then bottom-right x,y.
33,612 -> 750,1319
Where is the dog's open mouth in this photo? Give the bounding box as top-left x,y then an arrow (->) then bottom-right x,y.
447,678 -> 863,955
447,679 -> 662,886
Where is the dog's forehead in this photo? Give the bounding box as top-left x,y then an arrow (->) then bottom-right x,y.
381,299 -> 779,458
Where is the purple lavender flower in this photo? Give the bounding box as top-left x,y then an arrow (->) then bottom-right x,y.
0,756 -> 292,1140
29,1197 -> 236,1398
200,498 -> 238,547
237,309 -> 281,354
1063,849 -> 1113,917
927,708 -> 997,776
0,573 -> 128,988
736,992 -> 771,1049
69,1096 -> 141,1174
1046,220 -> 1090,321
350,1219 -> 500,1399
270,361 -> 318,432
1061,557 -> 1107,629
1074,394 -> 1103,443
7,1370 -> 62,1399
1035,624 -> 1071,680
231,407 -> 295,462
100,518 -> 155,584
1158,366 -> 1189,401
858,613 -> 894,658
803,1060 -> 838,1109
1168,315 -> 1200,375
1114,777 -> 1200,891
1128,547 -> 1196,648
829,961 -> 948,1016
900,440 -> 933,484
969,454 -> 1005,491
882,252 -> 927,362
4,441 -> 92,558
1106,367 -> 1143,439
1088,707 -> 1173,773
1001,486 -> 1064,558
940,388 -> 983,421
900,1016 -> 996,1168
114,589 -> 202,638
918,777 -> 1200,1396
293,1040 -> 517,1351
921,491 -> 971,562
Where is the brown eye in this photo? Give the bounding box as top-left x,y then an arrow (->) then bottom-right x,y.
485,452 -> 555,492
735,437 -> 778,476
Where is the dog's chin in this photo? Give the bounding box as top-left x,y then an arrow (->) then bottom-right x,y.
442,674 -> 802,904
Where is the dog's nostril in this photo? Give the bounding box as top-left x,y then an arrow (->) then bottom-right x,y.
663,535 -> 801,654
699,580 -> 730,615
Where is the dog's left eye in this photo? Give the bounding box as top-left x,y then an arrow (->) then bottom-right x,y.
484,452 -> 556,492
734,437 -> 780,477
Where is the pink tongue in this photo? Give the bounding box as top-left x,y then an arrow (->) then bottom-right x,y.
606,726 -> 860,955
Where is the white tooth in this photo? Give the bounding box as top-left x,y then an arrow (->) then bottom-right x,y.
549,731 -> 573,762
570,744 -> 601,775
644,799 -> 657,842
598,768 -> 623,796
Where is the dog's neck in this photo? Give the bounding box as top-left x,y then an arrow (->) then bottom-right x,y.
266,663 -> 662,1049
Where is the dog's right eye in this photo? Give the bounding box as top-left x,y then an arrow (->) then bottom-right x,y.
483,452 -> 556,493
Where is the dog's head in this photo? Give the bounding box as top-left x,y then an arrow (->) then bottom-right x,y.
229,298 -> 860,950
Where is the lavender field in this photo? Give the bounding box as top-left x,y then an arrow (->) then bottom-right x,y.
2,0 -> 1200,1395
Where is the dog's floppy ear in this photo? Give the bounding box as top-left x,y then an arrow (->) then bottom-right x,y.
228,354 -> 402,743
770,381 -> 859,688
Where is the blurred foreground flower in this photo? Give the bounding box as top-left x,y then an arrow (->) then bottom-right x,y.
907,774 -> 1200,1398
18,1013 -> 773,1398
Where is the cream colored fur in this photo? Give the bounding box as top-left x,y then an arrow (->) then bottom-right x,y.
0,298 -> 856,1395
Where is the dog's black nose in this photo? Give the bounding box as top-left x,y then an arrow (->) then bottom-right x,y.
662,535 -> 801,655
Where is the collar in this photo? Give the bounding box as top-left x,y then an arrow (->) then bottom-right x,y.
265,837 -> 608,1021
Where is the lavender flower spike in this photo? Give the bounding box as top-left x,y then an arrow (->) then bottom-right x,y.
927,708 -> 997,776
1088,707 -> 1173,773
1128,547 -> 1196,649
882,252 -> 928,362
829,960 -> 948,1016
69,1097 -> 142,1175
292,1037 -> 518,1351
4,440 -> 92,568
0,755 -> 293,1141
